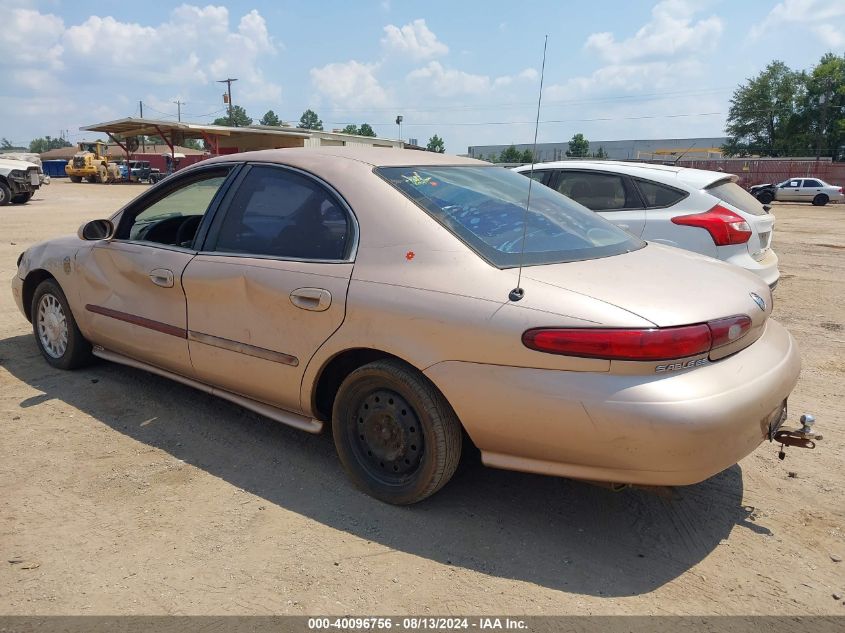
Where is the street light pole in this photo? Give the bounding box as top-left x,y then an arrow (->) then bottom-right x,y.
217,78 -> 238,126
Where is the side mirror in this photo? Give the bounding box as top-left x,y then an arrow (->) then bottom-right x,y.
78,219 -> 115,241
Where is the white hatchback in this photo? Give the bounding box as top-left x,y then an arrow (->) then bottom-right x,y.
514,161 -> 779,289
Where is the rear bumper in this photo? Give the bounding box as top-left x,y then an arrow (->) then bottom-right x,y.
724,247 -> 780,289
425,319 -> 800,486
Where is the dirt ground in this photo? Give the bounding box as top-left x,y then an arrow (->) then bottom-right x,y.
0,179 -> 843,615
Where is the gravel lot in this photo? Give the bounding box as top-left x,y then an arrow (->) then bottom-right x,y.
1,179 -> 843,615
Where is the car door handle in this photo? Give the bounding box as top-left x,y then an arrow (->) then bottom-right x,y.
149,268 -> 174,288
290,287 -> 331,312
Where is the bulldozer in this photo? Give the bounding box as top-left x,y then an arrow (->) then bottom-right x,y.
65,141 -> 121,183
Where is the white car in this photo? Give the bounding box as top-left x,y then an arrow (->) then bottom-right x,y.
514,161 -> 779,289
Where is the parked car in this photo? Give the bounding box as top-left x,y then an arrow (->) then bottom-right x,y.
12,148 -> 804,504
514,161 -> 780,289
749,178 -> 843,206
118,160 -> 158,182
0,157 -> 42,205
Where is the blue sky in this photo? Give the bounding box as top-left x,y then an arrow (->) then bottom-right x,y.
2,0 -> 844,152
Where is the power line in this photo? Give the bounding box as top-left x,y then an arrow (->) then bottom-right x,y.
330,111 -> 726,127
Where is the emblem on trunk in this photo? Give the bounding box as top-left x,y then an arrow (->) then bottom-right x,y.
750,292 -> 766,311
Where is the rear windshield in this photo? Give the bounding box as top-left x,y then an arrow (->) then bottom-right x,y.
377,166 -> 644,268
707,180 -> 767,216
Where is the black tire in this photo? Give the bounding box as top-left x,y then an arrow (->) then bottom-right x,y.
332,359 -> 462,504
812,194 -> 829,206
0,181 -> 11,205
31,279 -> 92,370
757,191 -> 774,205
69,175 -> 83,183
11,191 -> 33,204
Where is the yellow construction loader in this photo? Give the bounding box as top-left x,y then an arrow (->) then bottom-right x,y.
65,141 -> 121,183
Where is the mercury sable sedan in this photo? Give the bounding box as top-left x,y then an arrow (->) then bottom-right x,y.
11,148 -> 803,504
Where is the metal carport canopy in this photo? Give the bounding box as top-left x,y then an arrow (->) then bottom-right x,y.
79,117 -> 311,156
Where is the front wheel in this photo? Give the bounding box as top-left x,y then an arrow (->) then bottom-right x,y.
332,359 -> 462,504
812,194 -> 829,206
757,191 -> 774,205
31,279 -> 93,370
0,181 -> 11,205
69,175 -> 82,183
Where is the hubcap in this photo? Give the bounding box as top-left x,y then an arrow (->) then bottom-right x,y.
351,389 -> 423,482
37,293 -> 68,359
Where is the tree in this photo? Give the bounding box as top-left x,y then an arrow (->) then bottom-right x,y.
566,133 -> 590,157
1,138 -> 15,150
182,138 -> 203,150
426,134 -> 445,153
341,124 -> 359,135
212,105 -> 252,127
298,109 -> 323,130
593,146 -> 607,159
520,149 -> 534,163
28,135 -> 72,153
723,61 -> 804,157
358,123 -> 376,137
804,53 -> 845,159
498,145 -> 523,162
259,110 -> 282,126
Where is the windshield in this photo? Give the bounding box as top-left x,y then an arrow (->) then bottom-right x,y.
707,180 -> 767,216
377,166 -> 644,268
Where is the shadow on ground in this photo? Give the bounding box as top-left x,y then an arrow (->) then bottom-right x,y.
0,333 -> 768,597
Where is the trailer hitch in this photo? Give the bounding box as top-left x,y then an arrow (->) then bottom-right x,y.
772,414 -> 822,460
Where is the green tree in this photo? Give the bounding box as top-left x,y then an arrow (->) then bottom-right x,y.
723,61 -> 805,157
498,145 -> 523,162
298,109 -> 323,130
803,53 -> 845,159
341,124 -> 359,135
259,110 -> 282,126
1,138 -> 14,150
28,135 -> 72,153
426,134 -> 445,153
212,105 -> 252,127
358,123 -> 376,137
593,146 -> 607,159
566,133 -> 590,157
520,149 -> 534,163
182,138 -> 203,150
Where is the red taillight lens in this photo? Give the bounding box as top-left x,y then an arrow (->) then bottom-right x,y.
523,315 -> 753,361
671,204 -> 752,246
708,315 -> 752,349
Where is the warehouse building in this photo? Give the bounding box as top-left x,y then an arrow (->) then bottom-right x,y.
468,137 -> 728,162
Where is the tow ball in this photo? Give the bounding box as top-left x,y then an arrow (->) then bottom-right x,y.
773,413 -> 822,460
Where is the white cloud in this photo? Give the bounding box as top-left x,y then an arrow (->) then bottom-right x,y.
381,19 -> 448,60
310,60 -> 390,108
407,62 -> 537,97
750,0 -> 845,46
1,9 -> 65,70
585,0 -> 722,64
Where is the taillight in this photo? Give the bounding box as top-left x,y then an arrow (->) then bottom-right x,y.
671,204 -> 752,246
523,315 -> 752,361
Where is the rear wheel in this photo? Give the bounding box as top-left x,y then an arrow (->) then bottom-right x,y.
812,194 -> 829,206
31,279 -> 92,370
11,191 -> 33,204
332,359 -> 462,504
757,190 -> 774,205
69,175 -> 82,183
0,181 -> 11,205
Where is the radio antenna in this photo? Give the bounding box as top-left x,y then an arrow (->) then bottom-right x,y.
509,34 -> 548,302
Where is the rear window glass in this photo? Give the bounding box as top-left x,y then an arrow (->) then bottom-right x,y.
634,178 -> 688,207
707,180 -> 767,216
376,166 -> 644,268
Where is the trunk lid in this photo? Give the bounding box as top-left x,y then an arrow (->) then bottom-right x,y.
522,242 -> 772,333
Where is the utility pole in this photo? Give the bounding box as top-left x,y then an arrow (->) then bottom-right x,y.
395,115 -> 403,143
173,100 -> 184,122
139,100 -> 144,118
217,78 -> 238,126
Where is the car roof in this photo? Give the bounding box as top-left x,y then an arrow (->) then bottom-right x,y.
204,146 -> 486,169
514,160 -> 736,190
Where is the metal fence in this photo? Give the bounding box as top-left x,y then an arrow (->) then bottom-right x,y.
671,158 -> 845,189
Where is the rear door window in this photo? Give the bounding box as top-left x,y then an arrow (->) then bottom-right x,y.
706,180 -> 767,216
554,171 -> 643,211
633,178 -> 688,208
803,179 -> 822,187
